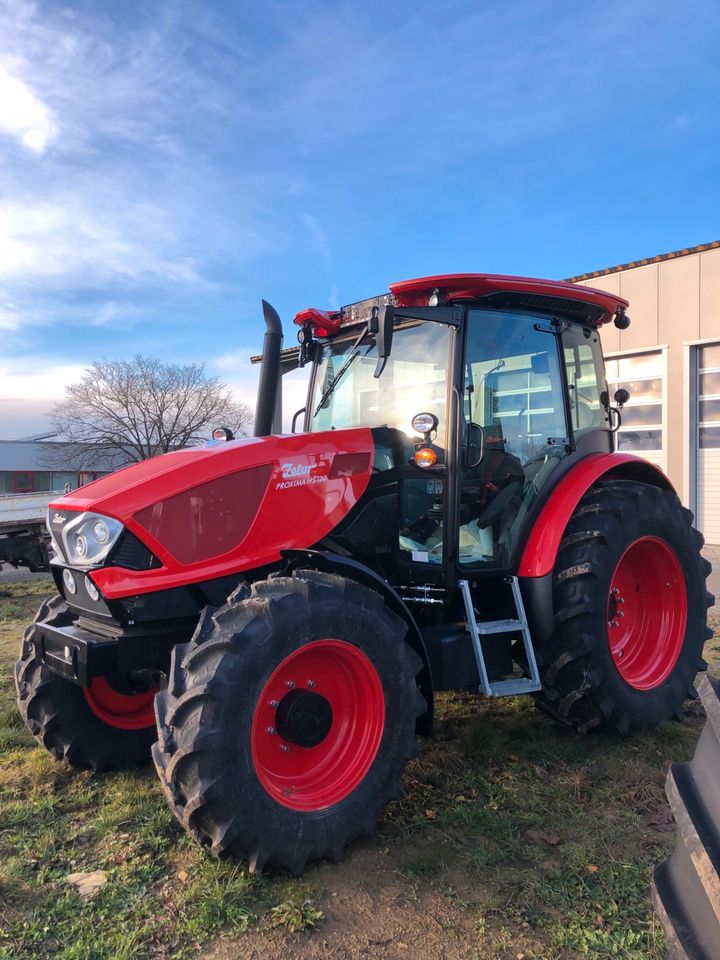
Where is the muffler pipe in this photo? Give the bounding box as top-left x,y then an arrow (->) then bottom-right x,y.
253,300 -> 283,437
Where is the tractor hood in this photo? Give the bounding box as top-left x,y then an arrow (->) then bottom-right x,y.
49,429 -> 374,599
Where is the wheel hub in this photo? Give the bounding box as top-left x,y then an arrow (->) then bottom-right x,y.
83,676 -> 157,730
606,536 -> 687,690
275,689 -> 333,747
251,639 -> 386,811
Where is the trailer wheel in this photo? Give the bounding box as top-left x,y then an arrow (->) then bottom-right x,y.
152,570 -> 425,875
534,480 -> 712,735
15,595 -> 157,771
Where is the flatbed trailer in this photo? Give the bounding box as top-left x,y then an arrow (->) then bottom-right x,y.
0,493 -> 54,570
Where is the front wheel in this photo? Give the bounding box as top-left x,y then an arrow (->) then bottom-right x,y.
534,480 -> 713,734
152,571 -> 425,875
15,596 -> 158,771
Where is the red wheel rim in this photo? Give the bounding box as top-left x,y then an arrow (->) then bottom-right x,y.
251,639 -> 385,811
607,536 -> 687,690
83,677 -> 157,730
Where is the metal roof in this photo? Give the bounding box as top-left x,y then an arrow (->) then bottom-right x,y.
0,440 -> 129,472
564,240 -> 720,283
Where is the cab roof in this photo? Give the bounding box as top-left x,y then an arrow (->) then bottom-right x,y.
389,273 -> 628,325
292,272 -> 629,337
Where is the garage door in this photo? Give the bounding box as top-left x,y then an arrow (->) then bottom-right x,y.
696,343 -> 720,544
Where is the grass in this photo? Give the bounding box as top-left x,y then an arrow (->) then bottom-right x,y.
0,577 -> 718,960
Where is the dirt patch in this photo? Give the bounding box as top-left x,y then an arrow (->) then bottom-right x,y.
204,845 -> 488,960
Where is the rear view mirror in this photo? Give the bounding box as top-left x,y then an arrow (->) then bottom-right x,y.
373,305 -> 395,379
464,422 -> 485,469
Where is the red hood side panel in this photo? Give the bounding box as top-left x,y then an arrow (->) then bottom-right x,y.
51,430 -> 374,599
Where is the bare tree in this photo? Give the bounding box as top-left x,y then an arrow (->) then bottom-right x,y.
49,355 -> 253,468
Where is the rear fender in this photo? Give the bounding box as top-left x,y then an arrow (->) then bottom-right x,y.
281,549 -> 434,735
518,452 -> 675,580
516,453 -> 676,649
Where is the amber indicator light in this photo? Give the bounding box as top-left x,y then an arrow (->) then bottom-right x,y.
414,448 -> 437,469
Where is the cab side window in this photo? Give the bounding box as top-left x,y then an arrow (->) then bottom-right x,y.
563,326 -> 606,436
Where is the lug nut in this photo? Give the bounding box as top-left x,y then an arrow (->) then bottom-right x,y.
280,744 -> 290,753
270,699 -> 279,708
617,611 -> 624,619
266,726 -> 276,735
307,679 -> 316,688
286,680 -> 296,689
612,587 -> 620,596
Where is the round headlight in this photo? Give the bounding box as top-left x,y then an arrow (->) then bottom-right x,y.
411,411 -> 440,436
86,578 -> 100,602
75,534 -> 87,559
63,569 -> 77,595
92,520 -> 109,544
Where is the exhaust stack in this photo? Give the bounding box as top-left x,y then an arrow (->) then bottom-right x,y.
254,300 -> 283,437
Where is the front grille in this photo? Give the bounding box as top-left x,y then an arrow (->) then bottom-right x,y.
109,531 -> 161,570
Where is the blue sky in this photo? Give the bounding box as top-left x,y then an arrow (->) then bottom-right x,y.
1,0 -> 719,437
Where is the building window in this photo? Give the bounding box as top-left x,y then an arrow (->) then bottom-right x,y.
694,343 -> 720,545
605,351 -> 664,463
697,344 -> 720,448
13,471 -> 34,493
51,472 -> 77,491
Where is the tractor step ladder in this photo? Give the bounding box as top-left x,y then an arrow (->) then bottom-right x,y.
459,577 -> 542,697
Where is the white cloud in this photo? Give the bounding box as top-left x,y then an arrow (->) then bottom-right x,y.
0,2 -> 245,319
0,67 -> 56,153
0,358 -> 86,401
0,198 -> 200,286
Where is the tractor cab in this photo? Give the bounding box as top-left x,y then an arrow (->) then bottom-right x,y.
290,274 -> 624,585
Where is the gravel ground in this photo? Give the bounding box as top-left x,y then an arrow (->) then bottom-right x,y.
0,564 -> 52,583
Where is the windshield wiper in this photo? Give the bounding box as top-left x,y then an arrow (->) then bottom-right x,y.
313,325 -> 373,416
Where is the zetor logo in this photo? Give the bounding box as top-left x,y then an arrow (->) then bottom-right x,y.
275,459 -> 329,490
281,462 -> 313,480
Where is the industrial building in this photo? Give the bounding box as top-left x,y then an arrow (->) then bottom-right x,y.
0,435 -> 124,494
569,241 -> 720,543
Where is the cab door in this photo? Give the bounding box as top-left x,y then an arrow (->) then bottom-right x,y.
457,309 -> 571,569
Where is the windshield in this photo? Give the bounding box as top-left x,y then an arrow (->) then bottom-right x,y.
309,321 -> 453,443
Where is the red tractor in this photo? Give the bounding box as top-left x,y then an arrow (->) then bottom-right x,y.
15,273 -> 712,874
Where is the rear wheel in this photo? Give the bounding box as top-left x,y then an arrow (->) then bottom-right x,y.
152,571 -> 425,874
15,595 -> 158,770
534,480 -> 712,734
